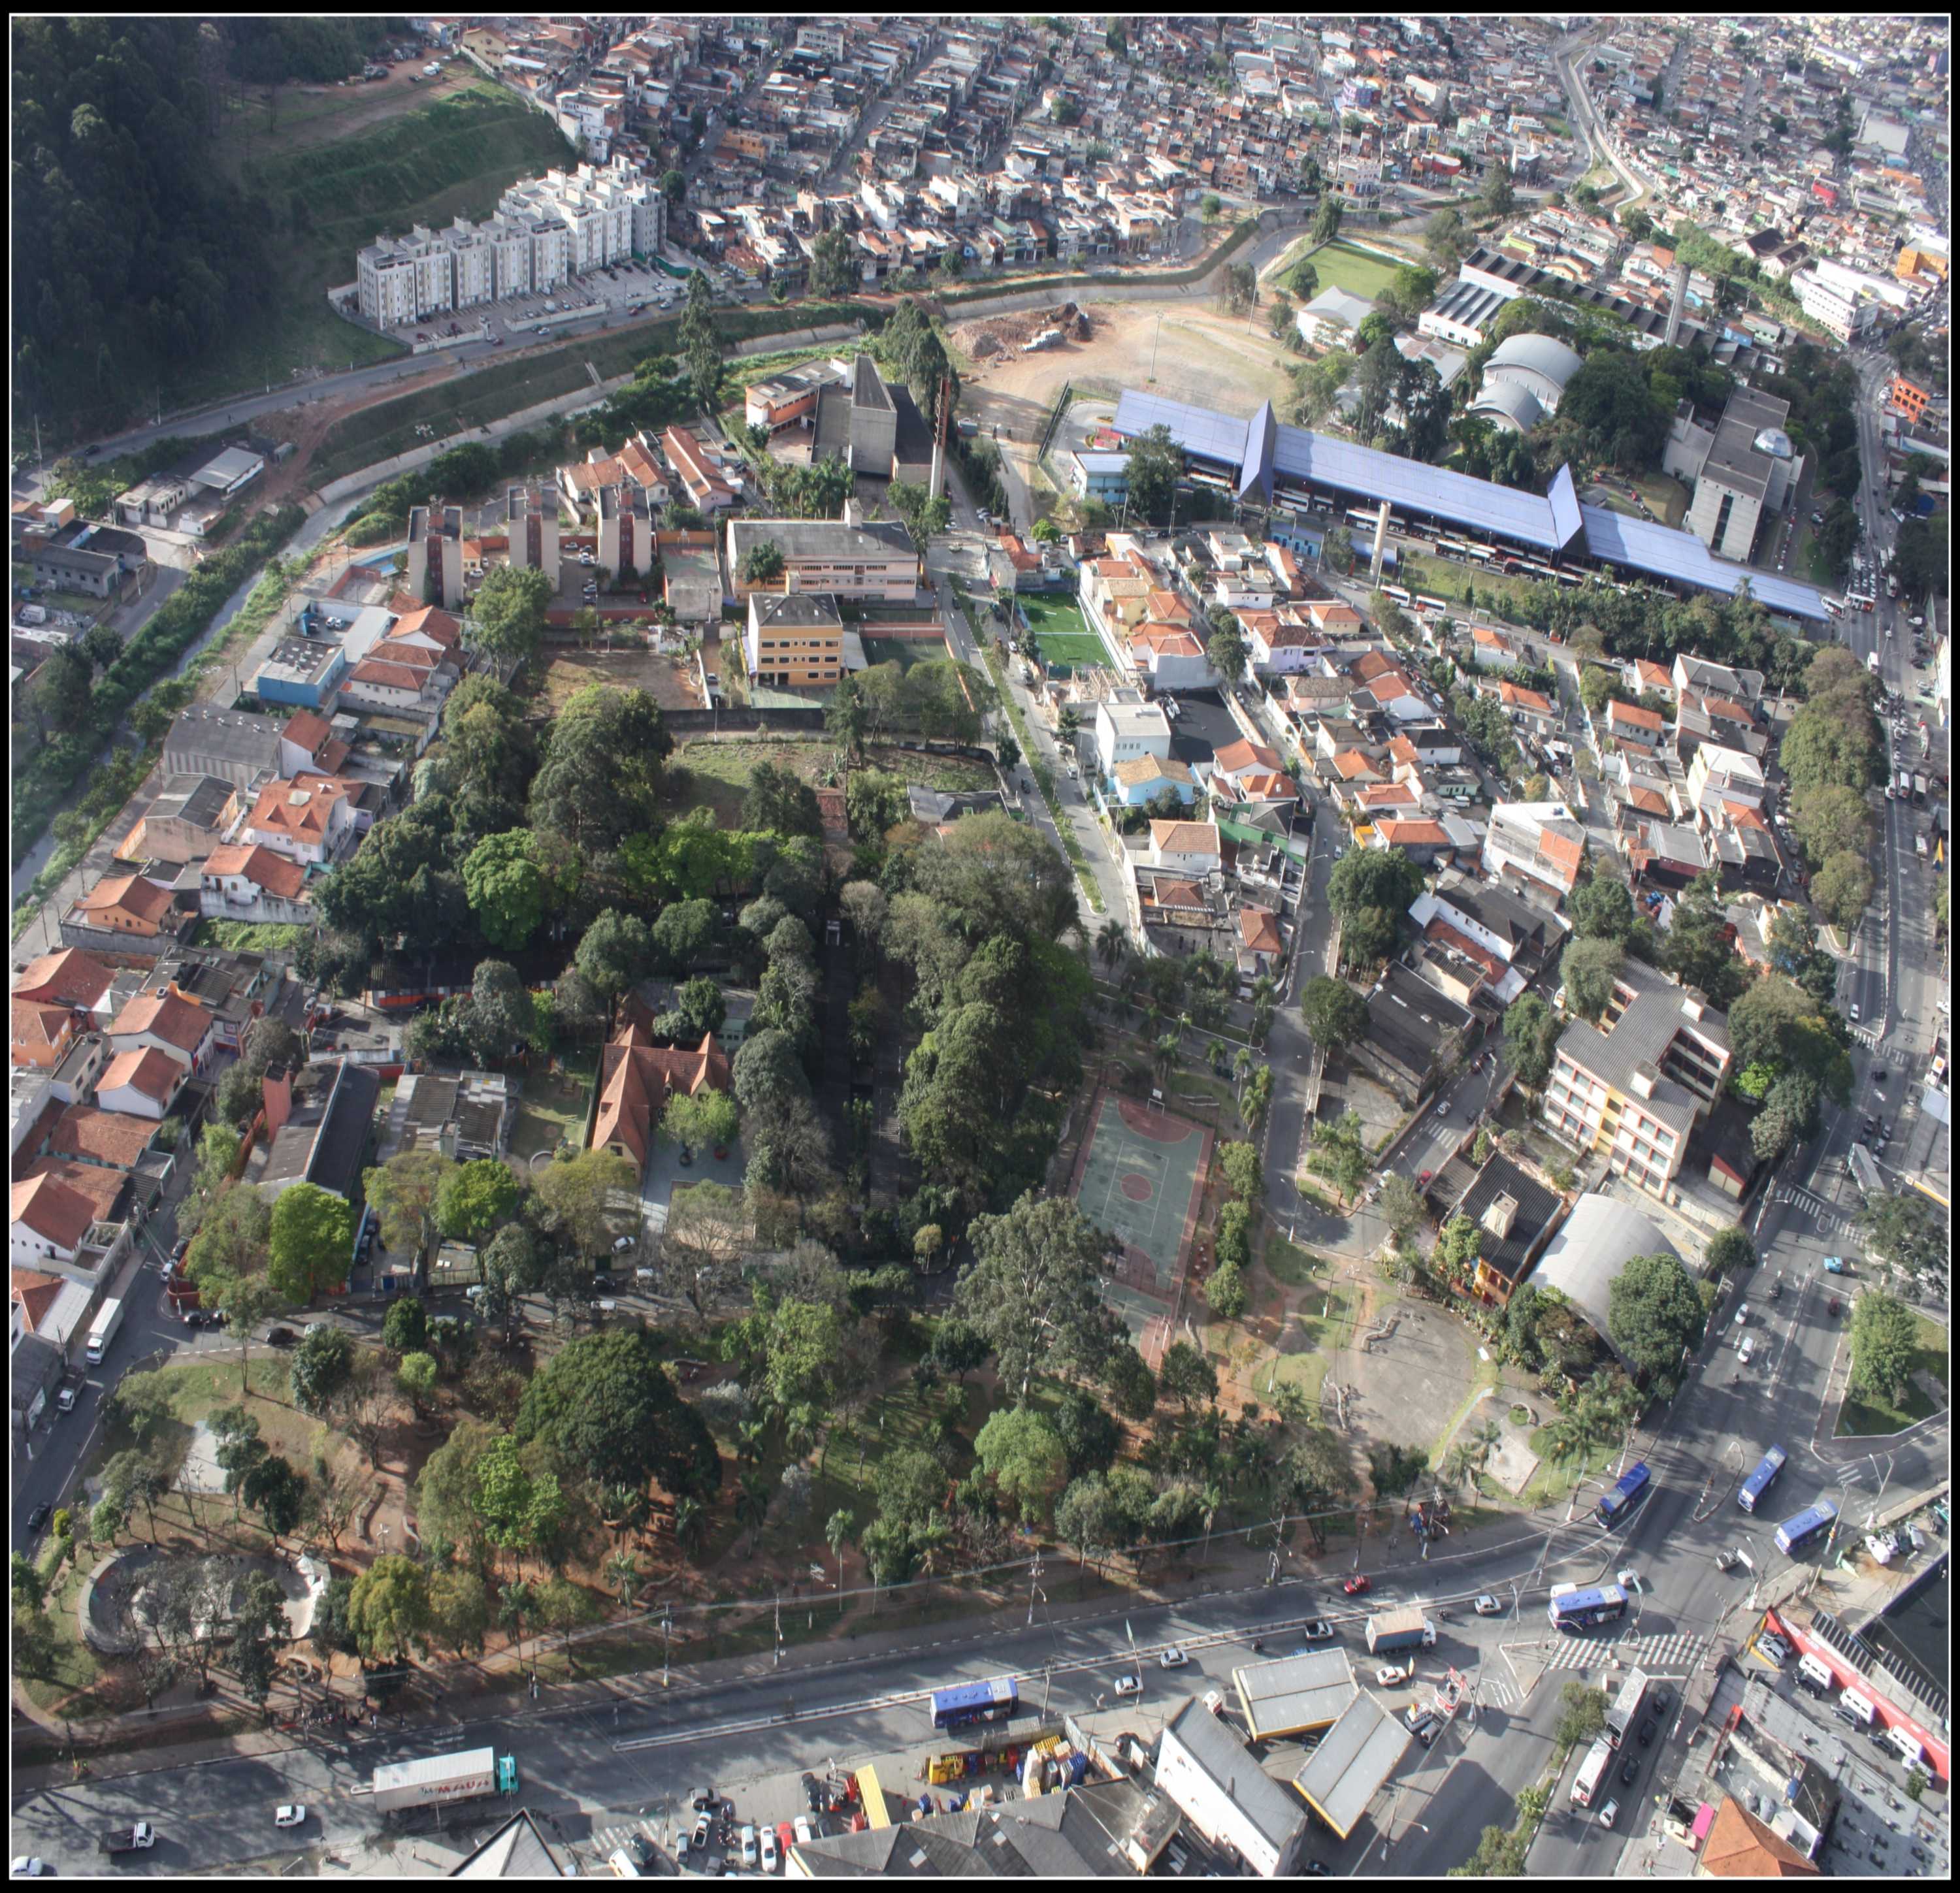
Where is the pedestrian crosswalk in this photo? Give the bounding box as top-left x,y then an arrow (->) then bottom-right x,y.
1529,1628 -> 1713,1676
592,1816 -> 664,1866
1779,1186 -> 1850,1235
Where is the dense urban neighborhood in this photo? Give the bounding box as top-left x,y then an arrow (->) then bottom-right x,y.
8,10 -> 1952,1884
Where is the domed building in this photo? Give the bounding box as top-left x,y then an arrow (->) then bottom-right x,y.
1466,332 -> 1586,436
1660,385 -> 1803,560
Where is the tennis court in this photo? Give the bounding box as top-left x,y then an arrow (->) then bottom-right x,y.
1070,1090 -> 1211,1302
1017,593 -> 1109,671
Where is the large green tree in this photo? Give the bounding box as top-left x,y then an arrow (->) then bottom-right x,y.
954,1193 -> 1119,1405
514,1327 -> 721,1498
527,685 -> 673,856
267,1184 -> 353,1302
1300,975 -> 1367,1052
461,830 -> 549,950
1605,1252 -> 1705,1397
468,564 -> 551,668
1122,423 -> 1184,527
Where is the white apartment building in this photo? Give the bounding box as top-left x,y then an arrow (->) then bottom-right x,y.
1789,257 -> 1904,344
1094,696 -> 1174,780
356,157 -> 665,326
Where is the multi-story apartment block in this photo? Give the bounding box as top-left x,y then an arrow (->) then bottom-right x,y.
1542,958 -> 1732,1197
407,504 -> 465,610
356,158 -> 665,325
504,486 -> 561,590
745,593 -> 843,690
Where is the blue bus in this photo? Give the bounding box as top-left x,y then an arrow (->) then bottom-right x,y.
928,1676 -> 1017,1730
1737,1446 -> 1788,1515
1595,1463 -> 1651,1529
1774,1502 -> 1837,1557
1548,1584 -> 1629,1632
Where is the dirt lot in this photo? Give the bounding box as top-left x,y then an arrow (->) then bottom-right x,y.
951,300 -> 1091,361
960,299 -> 1301,517
530,644 -> 705,716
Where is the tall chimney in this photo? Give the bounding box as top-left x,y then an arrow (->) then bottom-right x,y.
261,1065 -> 294,1138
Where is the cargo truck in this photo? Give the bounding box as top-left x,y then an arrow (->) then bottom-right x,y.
101,1822 -> 157,1855
1364,1608 -> 1438,1654
368,1747 -> 517,1814
86,1295 -> 125,1365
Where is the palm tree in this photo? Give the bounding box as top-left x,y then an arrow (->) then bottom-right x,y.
783,1402 -> 820,1464
1469,1418 -> 1503,1479
1200,1480 -> 1225,1561
735,1470 -> 772,1553
1442,1440 -> 1478,1491
498,1579 -> 535,1663
672,1496 -> 707,1557
914,1515 -> 951,1578
736,1416 -> 769,1468
1096,918 -> 1130,977
1232,1047 -> 1253,1097
1153,1032 -> 1181,1083
825,1508 -> 854,1598
605,1550 -> 641,1608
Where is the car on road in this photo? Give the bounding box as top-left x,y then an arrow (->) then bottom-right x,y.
1416,1169 -> 1432,1187
1620,1751 -> 1640,1785
622,1834 -> 656,1871
1850,1002 -> 1861,1022
1828,1296 -> 1842,1317
1159,1647 -> 1188,1668
1375,1664 -> 1408,1687
1738,1335 -> 1757,1365
275,1805 -> 306,1829
1343,1575 -> 1372,1596
27,1504 -> 51,1535
1113,1675 -> 1143,1699
1300,1619 -> 1336,1642
801,1775 -> 823,1815
267,1326 -> 297,1348
1734,1304 -> 1748,1327
1598,1798 -> 1619,1828
672,1832 -> 691,1868
1637,1717 -> 1656,1747
1473,1594 -> 1503,1615
1823,1255 -> 1847,1274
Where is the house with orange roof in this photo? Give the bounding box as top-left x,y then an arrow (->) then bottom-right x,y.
1237,904 -> 1284,979
239,772 -> 361,867
1619,657 -> 1674,699
11,998 -> 80,1074
50,1103 -> 162,1168
1469,624 -> 1521,670
661,425 -> 738,514
1605,698 -> 1666,750
199,843 -> 314,927
1493,679 -> 1560,733
1127,622 -> 1211,690
1370,817 -> 1458,866
107,987 -> 218,1076
1213,737 -> 1285,787
10,1167 -> 133,1278
1328,748 -> 1384,786
1482,800 -> 1587,901
64,873 -> 190,952
1695,1798 -> 1824,1877
11,950 -> 114,1065
591,1026 -> 732,1176
1147,818 -> 1222,876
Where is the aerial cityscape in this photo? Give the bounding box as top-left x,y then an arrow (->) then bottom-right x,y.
8,10 -> 1952,1881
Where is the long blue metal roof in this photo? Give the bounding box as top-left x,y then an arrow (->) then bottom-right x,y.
1110,387 -> 1829,621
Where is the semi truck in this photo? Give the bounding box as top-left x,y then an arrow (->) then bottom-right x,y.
86,1295 -> 125,1366
1364,1608 -> 1438,1655
101,1822 -> 157,1855
369,1747 -> 517,1814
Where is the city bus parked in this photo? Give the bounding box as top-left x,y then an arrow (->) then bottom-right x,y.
928,1677 -> 1017,1730
1571,1738 -> 1613,1807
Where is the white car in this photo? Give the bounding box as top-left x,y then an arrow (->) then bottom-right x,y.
275,1805 -> 306,1829
1616,1568 -> 1640,1592
1598,1798 -> 1619,1828
792,1817 -> 813,1848
1865,1534 -> 1896,1566
760,1828 -> 780,1873
1473,1594 -> 1503,1615
1850,1003 -> 1861,1022
1375,1664 -> 1408,1687
738,1824 -> 759,1868
1158,1647 -> 1188,1669
1738,1335 -> 1757,1365
1113,1675 -> 1143,1699
11,1862 -> 47,1880
1734,1304 -> 1749,1327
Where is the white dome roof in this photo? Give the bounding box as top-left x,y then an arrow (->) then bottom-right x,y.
1752,427 -> 1793,459
1487,331 -> 1585,389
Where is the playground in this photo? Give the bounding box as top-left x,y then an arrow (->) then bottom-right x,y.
1016,592 -> 1109,671
1070,1090 -> 1212,1361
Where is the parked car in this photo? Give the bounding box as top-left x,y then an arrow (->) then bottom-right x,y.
274,1806 -> 306,1829
266,1327 -> 297,1348
759,1828 -> 779,1873
1300,1619 -> 1336,1642
738,1825 -> 759,1869
1637,1717 -> 1656,1747
1620,1753 -> 1639,1785
691,1815 -> 711,1850
1375,1664 -> 1409,1687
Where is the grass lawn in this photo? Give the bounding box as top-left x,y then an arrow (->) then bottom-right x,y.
510,1053 -> 598,1167
1304,239 -> 1406,305
1631,470 -> 1690,529
1262,1234 -> 1328,1288
191,920 -> 312,954
859,636 -> 941,671
1014,592 -> 1109,671
1837,1314 -> 1949,1435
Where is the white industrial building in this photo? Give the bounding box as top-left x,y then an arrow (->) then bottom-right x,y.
1154,1697 -> 1308,1877
1466,332 -> 1585,437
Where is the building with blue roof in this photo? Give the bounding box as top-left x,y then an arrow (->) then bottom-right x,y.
1110,389 -> 1829,623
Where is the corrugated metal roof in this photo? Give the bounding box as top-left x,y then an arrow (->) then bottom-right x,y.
1578,506 -> 1828,619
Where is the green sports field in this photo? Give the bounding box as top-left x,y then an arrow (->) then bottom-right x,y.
1016,592 -> 1109,670
1303,239 -> 1405,304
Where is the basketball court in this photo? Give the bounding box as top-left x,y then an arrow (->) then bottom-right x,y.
1069,1089 -> 1212,1362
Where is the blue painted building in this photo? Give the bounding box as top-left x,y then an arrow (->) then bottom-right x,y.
1066,449 -> 1132,503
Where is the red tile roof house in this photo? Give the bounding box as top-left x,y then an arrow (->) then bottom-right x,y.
66,873 -> 185,943
591,1025 -> 734,1176
199,844 -> 314,928
107,988 -> 219,1077
95,1046 -> 189,1120
10,946 -> 114,1070
1605,699 -> 1667,749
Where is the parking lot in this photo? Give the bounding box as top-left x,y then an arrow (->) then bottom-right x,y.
385,257 -> 685,353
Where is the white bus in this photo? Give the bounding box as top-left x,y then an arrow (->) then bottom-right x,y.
1571,1737 -> 1613,1808
1414,594 -> 1449,617
1380,583 -> 1412,605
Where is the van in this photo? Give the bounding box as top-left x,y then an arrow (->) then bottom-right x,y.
1886,1728 -> 1925,1771
607,1849 -> 645,1877
1836,1689 -> 1876,1728
1797,1653 -> 1835,1695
